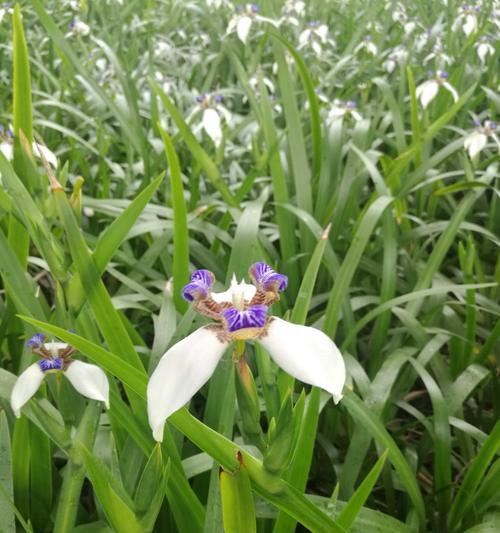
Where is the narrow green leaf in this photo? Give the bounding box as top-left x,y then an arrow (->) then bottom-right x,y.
158,128 -> 189,312
336,450 -> 388,529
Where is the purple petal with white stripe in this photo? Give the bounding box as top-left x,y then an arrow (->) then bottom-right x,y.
222,304 -> 268,332
249,262 -> 287,292
38,358 -> 63,372
182,269 -> 215,302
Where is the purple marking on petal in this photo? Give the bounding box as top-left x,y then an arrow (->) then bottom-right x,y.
214,95 -> 223,103
38,358 -> 63,372
249,262 -> 288,292
182,269 -> 214,301
490,122 -> 497,130
27,333 -> 46,349
223,304 -> 268,332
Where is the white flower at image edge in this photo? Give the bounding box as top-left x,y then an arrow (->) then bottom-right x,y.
464,120 -> 499,159
10,334 -> 109,417
147,263 -> 346,442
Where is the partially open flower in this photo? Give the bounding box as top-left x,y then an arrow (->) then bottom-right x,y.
67,19 -> 90,38
464,120 -> 499,159
147,263 -> 346,441
0,125 -> 58,167
189,93 -> 231,147
416,70 -> 458,109
10,334 -> 109,417
226,4 -> 278,44
328,99 -> 362,122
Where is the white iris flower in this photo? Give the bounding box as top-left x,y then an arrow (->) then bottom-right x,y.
147,263 -> 346,442
354,35 -> 378,56
188,93 -> 231,147
298,22 -> 330,56
415,70 -> 459,109
226,4 -> 278,44
66,19 -> 90,38
464,120 -> 500,159
328,100 -> 362,122
10,334 -> 109,417
475,36 -> 495,65
0,2 -> 13,22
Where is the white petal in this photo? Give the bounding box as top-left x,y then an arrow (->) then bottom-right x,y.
236,16 -> 252,43
11,363 -> 45,417
202,108 -> 222,146
351,110 -> 363,122
147,327 -> 229,441
0,142 -> 13,161
463,15 -> 476,37
32,143 -> 58,168
416,80 -> 438,109
312,41 -> 322,56
464,132 -> 487,159
316,24 -> 328,42
367,42 -> 378,55
298,29 -> 310,47
442,82 -> 459,102
258,318 -> 346,403
64,361 -> 109,408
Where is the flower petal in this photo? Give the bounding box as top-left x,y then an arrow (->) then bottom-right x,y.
182,269 -> 215,302
416,80 -> 438,109
10,363 -> 45,417
64,360 -> 110,408
202,108 -> 223,146
147,326 -> 229,441
236,16 -> 252,43
258,317 -> 346,403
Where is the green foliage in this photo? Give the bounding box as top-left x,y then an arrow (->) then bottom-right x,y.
0,1 -> 498,532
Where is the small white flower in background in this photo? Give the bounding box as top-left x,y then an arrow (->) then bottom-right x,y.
354,35 -> 378,56
416,70 -> 459,109
298,22 -> 330,56
64,0 -> 80,10
10,333 -> 109,417
0,125 -> 58,168
66,18 -> 90,37
453,4 -> 480,37
147,264 -> 346,441
383,46 -> 408,74
464,120 -> 500,159
328,99 -> 362,122
392,5 -> 417,35
248,73 -> 275,96
226,4 -> 278,44
189,93 -> 231,147
423,41 -> 453,68
0,2 -> 13,22
154,71 -> 175,95
206,0 -> 230,7
475,36 -> 495,65
279,0 -> 306,26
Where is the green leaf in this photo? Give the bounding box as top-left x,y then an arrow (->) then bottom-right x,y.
336,450 -> 388,529
220,453 -> 257,533
158,128 -> 189,312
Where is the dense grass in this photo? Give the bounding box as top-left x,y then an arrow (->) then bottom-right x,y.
0,1 -> 499,532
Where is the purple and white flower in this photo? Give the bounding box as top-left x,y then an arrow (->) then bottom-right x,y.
66,19 -> 90,38
475,36 -> 495,65
147,263 -> 346,441
423,41 -> 453,68
0,2 -> 13,22
464,120 -> 499,159
453,4 -> 480,37
354,35 -> 378,56
416,70 -> 459,109
226,4 -> 278,44
280,0 -> 306,26
298,22 -> 330,56
188,93 -> 231,147
10,334 -> 109,417
328,100 -> 362,122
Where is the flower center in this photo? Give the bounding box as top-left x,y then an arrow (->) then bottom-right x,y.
38,357 -> 63,373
